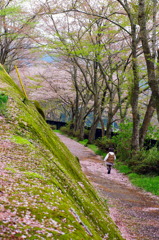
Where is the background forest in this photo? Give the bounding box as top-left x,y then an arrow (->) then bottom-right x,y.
1,0 -> 159,175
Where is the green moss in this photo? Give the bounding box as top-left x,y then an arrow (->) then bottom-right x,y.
4,167 -> 17,173
24,171 -> 45,179
0,65 -> 24,98
11,135 -> 33,145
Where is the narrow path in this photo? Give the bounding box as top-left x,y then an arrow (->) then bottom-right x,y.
56,133 -> 159,240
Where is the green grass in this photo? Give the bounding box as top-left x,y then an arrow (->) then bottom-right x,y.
79,139 -> 88,146
52,129 -> 61,133
128,173 -> 159,196
87,144 -> 105,157
74,138 -> 106,157
115,162 -> 132,174
115,162 -> 159,196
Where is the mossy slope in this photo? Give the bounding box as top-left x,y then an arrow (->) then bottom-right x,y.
0,64 -> 124,239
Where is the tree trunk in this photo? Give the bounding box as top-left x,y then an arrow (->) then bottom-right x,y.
139,95 -> 155,148
79,122 -> 85,140
130,24 -> 140,151
88,97 -> 99,143
88,117 -> 100,143
88,58 -> 100,143
99,118 -> 105,137
106,94 -> 113,138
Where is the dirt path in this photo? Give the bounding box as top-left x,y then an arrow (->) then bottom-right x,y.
56,133 -> 159,240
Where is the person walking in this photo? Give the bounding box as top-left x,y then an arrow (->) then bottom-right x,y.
104,148 -> 116,174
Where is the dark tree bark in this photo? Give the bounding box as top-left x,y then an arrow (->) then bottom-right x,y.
139,95 -> 155,148
131,24 -> 140,151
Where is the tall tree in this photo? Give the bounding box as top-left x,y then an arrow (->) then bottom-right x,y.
0,0 -> 40,72
138,0 -> 159,122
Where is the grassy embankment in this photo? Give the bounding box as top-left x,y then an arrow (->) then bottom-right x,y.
0,64 -> 124,239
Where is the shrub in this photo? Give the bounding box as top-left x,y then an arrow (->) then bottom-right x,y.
79,139 -> 88,146
50,125 -> 57,130
112,122 -> 133,162
60,125 -> 72,136
60,122 -> 78,137
73,129 -> 80,137
95,136 -> 116,153
145,124 -> 159,141
84,128 -> 89,139
60,122 -> 88,140
132,147 -> 159,174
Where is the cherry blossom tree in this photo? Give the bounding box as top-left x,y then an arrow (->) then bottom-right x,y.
0,0 -> 42,72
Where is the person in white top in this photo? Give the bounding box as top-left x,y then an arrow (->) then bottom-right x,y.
104,148 -> 116,174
